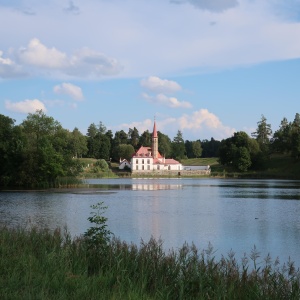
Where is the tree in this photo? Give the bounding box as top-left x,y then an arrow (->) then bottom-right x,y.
290,113 -> 300,159
94,133 -> 111,160
185,140 -> 202,158
128,127 -> 139,149
70,127 -> 88,158
272,117 -> 291,154
158,131 -> 172,157
0,115 -> 25,186
192,141 -> 202,158
218,131 -> 263,172
116,144 -> 135,161
201,138 -> 221,157
20,110 -> 69,185
171,130 -> 186,160
138,130 -> 151,147
252,115 -> 272,152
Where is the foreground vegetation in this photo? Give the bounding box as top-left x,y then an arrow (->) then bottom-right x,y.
1,226 -> 300,299
1,201 -> 300,300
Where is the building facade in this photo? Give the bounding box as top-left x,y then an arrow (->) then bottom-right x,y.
130,121 -> 183,173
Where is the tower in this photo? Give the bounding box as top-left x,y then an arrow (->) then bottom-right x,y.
152,120 -> 158,159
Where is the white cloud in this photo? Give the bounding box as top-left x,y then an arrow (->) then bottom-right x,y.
171,0 -> 239,12
140,76 -> 182,94
18,38 -> 68,69
53,82 -> 83,100
5,99 -> 47,113
178,109 -> 235,139
16,39 -> 122,78
0,50 -> 25,78
142,93 -> 192,108
68,48 -> 122,77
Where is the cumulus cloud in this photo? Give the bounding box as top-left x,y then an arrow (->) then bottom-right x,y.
178,109 -> 235,138
16,39 -> 122,78
5,99 -> 47,113
140,76 -> 191,109
18,38 -> 68,69
171,0 -> 239,12
53,82 -> 84,100
140,76 -> 182,94
0,51 -> 26,78
142,93 -> 192,108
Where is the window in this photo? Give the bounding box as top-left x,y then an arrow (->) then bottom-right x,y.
136,159 -> 138,164
136,166 -> 138,170
147,165 -> 150,170
142,159 -> 144,164
147,159 -> 150,164
142,165 -> 144,170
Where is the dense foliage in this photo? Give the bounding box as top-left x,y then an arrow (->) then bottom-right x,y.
0,111 -> 85,187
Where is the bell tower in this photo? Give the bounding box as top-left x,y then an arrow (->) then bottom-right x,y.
152,120 -> 158,159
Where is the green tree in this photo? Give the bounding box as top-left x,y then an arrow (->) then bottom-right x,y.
192,140 -> 202,158
201,138 -> 221,157
20,110 -> 69,185
138,130 -> 152,147
171,130 -> 186,160
272,117 -> 291,154
0,115 -> 25,186
290,113 -> 300,159
87,123 -> 98,157
128,127 -> 139,149
115,144 -> 135,161
94,133 -> 111,160
252,115 -> 272,152
219,131 -> 263,172
158,131 -> 172,157
70,127 -> 88,158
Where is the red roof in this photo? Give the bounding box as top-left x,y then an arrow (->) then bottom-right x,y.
133,146 -> 151,157
164,158 -> 180,165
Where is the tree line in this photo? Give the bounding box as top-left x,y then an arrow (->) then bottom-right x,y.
0,110 -> 299,186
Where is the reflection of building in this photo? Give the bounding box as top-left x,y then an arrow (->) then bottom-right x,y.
131,121 -> 183,174
132,183 -> 182,191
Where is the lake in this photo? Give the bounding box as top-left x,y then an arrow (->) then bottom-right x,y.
1,178 -> 300,268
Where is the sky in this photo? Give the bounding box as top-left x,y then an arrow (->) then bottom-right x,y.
1,0 -> 300,141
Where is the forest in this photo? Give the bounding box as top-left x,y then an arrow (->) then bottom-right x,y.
1,110 -> 300,187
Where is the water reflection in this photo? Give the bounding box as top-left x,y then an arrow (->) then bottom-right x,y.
132,183 -> 182,191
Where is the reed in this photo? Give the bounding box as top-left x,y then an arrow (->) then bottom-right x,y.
1,226 -> 300,299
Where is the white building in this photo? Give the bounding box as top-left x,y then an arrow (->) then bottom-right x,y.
130,121 -> 183,173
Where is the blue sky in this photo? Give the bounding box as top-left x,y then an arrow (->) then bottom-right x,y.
1,0 -> 300,141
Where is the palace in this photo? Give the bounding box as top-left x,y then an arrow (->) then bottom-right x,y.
120,121 -> 183,173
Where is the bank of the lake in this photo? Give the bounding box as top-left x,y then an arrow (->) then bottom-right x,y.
76,155 -> 300,180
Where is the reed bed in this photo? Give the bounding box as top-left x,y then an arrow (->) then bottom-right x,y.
1,226 -> 300,299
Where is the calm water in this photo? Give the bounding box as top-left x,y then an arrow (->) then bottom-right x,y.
1,178 -> 300,268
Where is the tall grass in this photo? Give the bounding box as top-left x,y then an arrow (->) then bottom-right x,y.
1,226 -> 299,299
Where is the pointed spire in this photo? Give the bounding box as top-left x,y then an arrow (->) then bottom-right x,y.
153,119 -> 158,138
